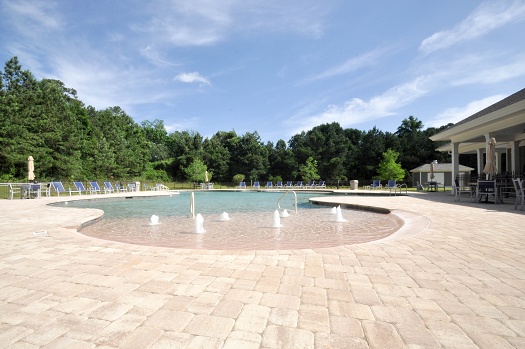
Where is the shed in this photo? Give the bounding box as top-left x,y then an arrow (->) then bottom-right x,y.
410,163 -> 474,187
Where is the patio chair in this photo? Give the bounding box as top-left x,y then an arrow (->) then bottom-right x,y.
276,181 -> 283,188
103,182 -> 115,194
253,181 -> 260,189
51,182 -> 68,196
128,183 -> 137,192
156,183 -> 169,191
285,181 -> 293,188
239,182 -> 246,189
453,179 -> 473,202
512,178 -> 524,210
316,180 -> 326,188
8,184 -> 21,200
71,181 -> 89,196
305,180 -> 315,189
89,181 -> 102,194
265,181 -> 273,189
476,180 -> 497,203
143,183 -> 155,191
295,181 -> 303,188
370,180 -> 382,190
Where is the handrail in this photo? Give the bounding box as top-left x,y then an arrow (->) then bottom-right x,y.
277,190 -> 297,213
190,192 -> 195,219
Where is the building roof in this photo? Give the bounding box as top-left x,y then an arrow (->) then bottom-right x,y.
410,163 -> 474,173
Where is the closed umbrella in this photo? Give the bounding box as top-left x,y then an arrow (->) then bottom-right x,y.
205,170 -> 209,183
28,156 -> 35,182
483,138 -> 497,178
429,162 -> 435,181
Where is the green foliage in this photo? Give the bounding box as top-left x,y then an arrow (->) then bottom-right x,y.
377,149 -> 405,181
233,174 -> 245,185
183,158 -> 207,182
299,157 -> 320,182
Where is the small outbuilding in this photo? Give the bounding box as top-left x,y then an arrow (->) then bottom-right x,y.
410,162 -> 474,188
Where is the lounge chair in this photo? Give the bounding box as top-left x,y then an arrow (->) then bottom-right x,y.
51,182 -> 68,196
512,178 -> 524,210
89,181 -> 102,194
239,182 -> 246,189
453,179 -> 473,202
253,181 -> 260,189
115,183 -> 127,192
265,181 -> 273,189
295,181 -> 303,188
103,182 -> 115,194
305,180 -> 315,189
370,180 -> 382,189
276,181 -> 283,188
71,181 -> 89,195
128,183 -> 137,192
316,180 -> 326,188
143,183 -> 155,191
156,183 -> 169,191
285,181 -> 293,188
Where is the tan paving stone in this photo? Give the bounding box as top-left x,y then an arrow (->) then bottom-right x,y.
0,325 -> 34,349
268,308 -> 298,327
186,291 -> 223,314
118,326 -> 163,349
298,304 -> 330,332
148,331 -> 193,349
41,336 -> 96,349
235,304 -> 271,333
262,325 -> 314,349
314,333 -> 369,349
184,314 -> 235,339
260,292 -> 300,310
223,330 -> 261,349
362,320 -> 405,349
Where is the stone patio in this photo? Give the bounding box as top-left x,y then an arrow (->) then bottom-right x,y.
1,190 -> 524,348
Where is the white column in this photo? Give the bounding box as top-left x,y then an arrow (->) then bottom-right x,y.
510,140 -> 520,175
449,142 -> 459,195
476,148 -> 484,179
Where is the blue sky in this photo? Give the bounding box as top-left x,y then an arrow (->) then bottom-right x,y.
2,0 -> 525,143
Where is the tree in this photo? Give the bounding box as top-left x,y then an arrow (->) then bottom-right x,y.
183,158 -> 207,182
299,157 -> 320,182
377,149 -> 405,181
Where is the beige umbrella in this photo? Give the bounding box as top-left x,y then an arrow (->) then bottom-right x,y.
429,162 -> 435,181
28,156 -> 35,181
205,170 -> 209,183
483,138 -> 497,178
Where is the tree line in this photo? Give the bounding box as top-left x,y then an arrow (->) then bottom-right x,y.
1,56 -> 460,186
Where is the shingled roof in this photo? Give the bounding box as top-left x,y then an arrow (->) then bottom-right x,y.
453,87 -> 525,127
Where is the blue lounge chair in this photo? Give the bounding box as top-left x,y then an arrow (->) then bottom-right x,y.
295,181 -> 303,188
305,180 -> 315,188
51,182 -> 68,196
253,181 -> 260,189
89,181 -> 102,194
265,181 -> 273,189
316,180 -> 326,188
370,180 -> 382,190
276,181 -> 283,188
384,180 -> 398,190
115,183 -> 127,192
104,182 -> 115,194
71,181 -> 88,195
285,181 -> 293,188
239,182 -> 246,189
128,183 -> 137,192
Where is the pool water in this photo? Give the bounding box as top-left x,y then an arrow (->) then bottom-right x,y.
55,191 -> 403,250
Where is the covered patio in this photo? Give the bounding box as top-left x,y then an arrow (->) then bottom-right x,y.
430,88 -> 525,188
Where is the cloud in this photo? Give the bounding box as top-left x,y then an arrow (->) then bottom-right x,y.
420,1 -> 525,53
304,47 -> 390,83
428,94 -> 506,127
286,76 -> 432,135
174,72 -> 211,86
451,57 -> 525,85
3,0 -> 62,34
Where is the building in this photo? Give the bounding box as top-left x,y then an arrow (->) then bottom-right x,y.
430,88 -> 525,186
410,163 -> 474,188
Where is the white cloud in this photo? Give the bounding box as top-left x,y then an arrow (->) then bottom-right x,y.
287,76 -> 432,135
3,0 -> 62,34
428,94 -> 506,127
304,47 -> 389,82
174,72 -> 211,86
420,1 -> 525,53
451,58 -> 525,85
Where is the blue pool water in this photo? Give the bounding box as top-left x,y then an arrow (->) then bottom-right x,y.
53,191 -> 326,218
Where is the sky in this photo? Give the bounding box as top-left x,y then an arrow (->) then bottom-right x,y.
2,0 -> 525,144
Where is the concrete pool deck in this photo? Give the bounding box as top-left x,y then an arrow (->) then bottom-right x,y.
1,190 -> 524,348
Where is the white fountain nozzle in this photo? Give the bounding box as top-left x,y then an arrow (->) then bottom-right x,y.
220,212 -> 231,221
335,205 -> 347,222
272,210 -> 283,228
195,213 -> 206,233
150,215 -> 160,225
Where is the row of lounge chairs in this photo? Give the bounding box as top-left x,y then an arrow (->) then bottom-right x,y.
239,180 -> 326,189
14,181 -> 168,197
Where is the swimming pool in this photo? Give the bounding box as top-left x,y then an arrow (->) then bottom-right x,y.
55,191 -> 403,250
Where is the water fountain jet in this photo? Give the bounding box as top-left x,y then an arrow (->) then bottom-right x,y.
149,215 -> 160,225
272,210 -> 283,228
335,206 -> 347,222
220,212 -> 231,221
195,213 -> 206,233
280,209 -> 290,218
